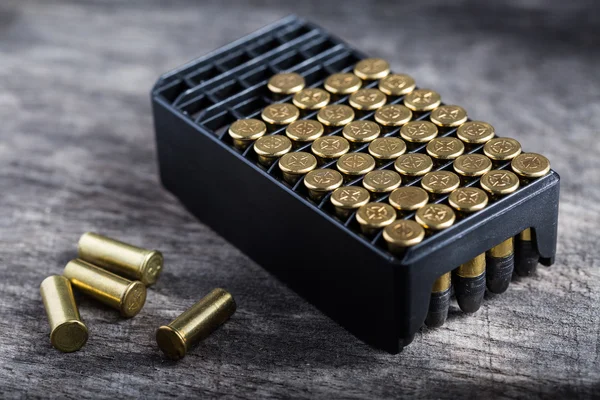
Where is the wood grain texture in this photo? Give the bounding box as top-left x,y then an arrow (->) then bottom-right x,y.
1,0 -> 599,398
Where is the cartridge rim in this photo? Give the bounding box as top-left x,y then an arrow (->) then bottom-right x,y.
457,121 -> 495,143
426,137 -> 465,160
317,104 -> 355,126
293,88 -> 330,110
356,202 -> 397,228
383,219 -> 425,247
261,103 -> 300,125
374,104 -> 413,126
349,88 -> 387,110
353,58 -> 390,80
324,73 -> 362,94
156,325 -> 187,361
453,154 -> 493,177
279,152 -> 318,175
389,186 -> 429,211
285,120 -> 324,142
228,119 -> 267,141
362,170 -> 402,193
267,72 -> 305,94
400,121 -> 438,143
368,137 -> 407,160
448,187 -> 489,212
511,152 -> 550,178
421,171 -> 461,194
336,153 -> 376,175
394,153 -> 434,176
429,105 -> 468,127
415,203 -> 456,230
403,89 -> 441,112
342,120 -> 381,143
480,170 -> 520,195
330,186 -> 370,209
483,137 -> 522,161
50,320 -> 89,353
120,281 -> 147,317
311,136 -> 350,159
378,73 -> 416,96
141,250 -> 164,286
304,169 -> 343,192
253,135 -> 292,157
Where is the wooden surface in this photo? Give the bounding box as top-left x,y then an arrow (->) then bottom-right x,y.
1,1 -> 599,398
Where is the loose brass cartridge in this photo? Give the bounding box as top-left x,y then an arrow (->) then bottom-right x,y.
63,259 -> 146,318
156,288 -> 236,360
40,275 -> 88,352
78,232 -> 163,286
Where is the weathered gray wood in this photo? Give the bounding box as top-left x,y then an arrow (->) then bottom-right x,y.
0,0 -> 598,398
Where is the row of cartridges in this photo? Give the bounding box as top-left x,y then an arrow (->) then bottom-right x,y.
226,58 -> 551,327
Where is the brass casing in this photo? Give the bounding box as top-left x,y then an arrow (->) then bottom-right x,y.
432,272 -> 451,293
78,232 -> 163,286
520,228 -> 533,241
489,237 -> 514,258
156,288 -> 236,360
63,259 -> 146,318
457,253 -> 486,278
40,275 -> 88,352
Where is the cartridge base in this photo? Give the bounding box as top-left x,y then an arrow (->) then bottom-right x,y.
455,273 -> 486,314
486,254 -> 514,294
425,289 -> 451,328
156,325 -> 187,360
515,240 -> 539,276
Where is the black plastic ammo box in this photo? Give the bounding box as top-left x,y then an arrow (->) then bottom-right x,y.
151,15 -> 559,353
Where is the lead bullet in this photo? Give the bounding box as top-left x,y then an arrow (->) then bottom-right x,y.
514,228 -> 539,276
40,275 -> 88,352
425,272 -> 451,328
486,238 -> 515,294
63,259 -> 146,318
455,253 -> 486,314
156,288 -> 236,360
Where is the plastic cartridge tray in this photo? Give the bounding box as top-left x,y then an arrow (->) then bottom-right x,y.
152,16 -> 560,353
